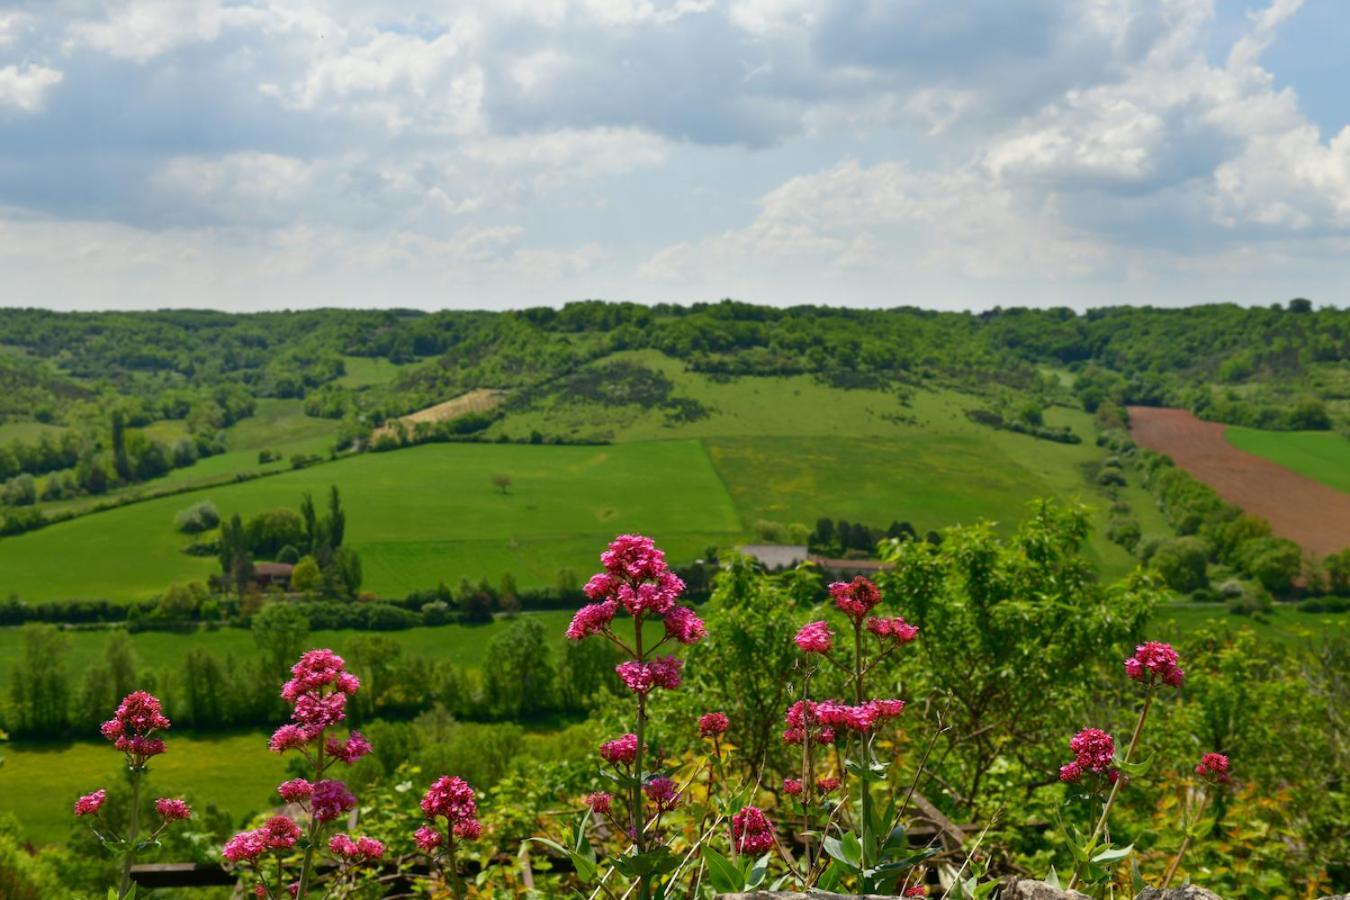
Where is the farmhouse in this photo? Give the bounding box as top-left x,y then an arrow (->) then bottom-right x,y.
740,543 -> 895,578
252,562 -> 294,590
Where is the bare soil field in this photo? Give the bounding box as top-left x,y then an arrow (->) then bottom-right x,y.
1128,406 -> 1350,556
373,388 -> 506,440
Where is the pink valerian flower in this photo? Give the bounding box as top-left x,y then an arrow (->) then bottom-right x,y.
616,656 -> 684,694
1196,753 -> 1231,784
310,780 -> 357,823
269,724 -> 310,754
329,834 -> 386,862
414,825 -> 443,852
663,604 -> 707,644
262,816 -> 302,850
579,535 -> 686,618
600,733 -> 639,766
277,778 -> 314,803
600,534 -> 669,582
223,830 -> 268,863
794,620 -> 834,654
566,600 -> 619,640
698,711 -> 730,738
74,789 -> 106,817
829,577 -> 883,620
292,692 -> 348,732
1060,728 -> 1119,784
1125,641 -> 1184,688
784,776 -> 839,797
813,698 -> 905,733
643,777 -> 680,812
280,649 -> 360,702
905,886 -> 929,897
585,792 -> 613,814
453,819 -> 482,840
326,731 -> 373,764
783,700 -> 836,746
101,691 -> 171,765
421,775 -> 477,824
731,806 -> 776,854
154,798 -> 192,821
866,616 -> 920,645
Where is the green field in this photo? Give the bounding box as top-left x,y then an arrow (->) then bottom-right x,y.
1225,426 -> 1350,493
0,731 -> 289,844
1155,602 -> 1350,646
0,612 -> 577,688
335,355 -> 413,388
0,421 -> 67,443
0,440 -> 742,602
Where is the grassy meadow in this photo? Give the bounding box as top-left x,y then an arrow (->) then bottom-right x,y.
1225,426 -> 1350,493
0,440 -> 742,602
1,731 -> 289,844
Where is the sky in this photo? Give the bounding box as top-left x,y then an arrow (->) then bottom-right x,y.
0,0 -> 1347,312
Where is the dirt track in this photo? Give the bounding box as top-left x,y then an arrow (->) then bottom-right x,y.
1128,407 -> 1350,557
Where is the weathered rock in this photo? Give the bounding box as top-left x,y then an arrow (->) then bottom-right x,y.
1137,888 -> 1224,900
715,894 -> 895,899
1002,878 -> 1090,900
1314,895 -> 1350,900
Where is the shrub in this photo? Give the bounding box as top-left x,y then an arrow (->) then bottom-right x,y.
1150,536 -> 1211,593
174,501 -> 220,535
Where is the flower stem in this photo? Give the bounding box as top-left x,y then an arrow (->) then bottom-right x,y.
447,830 -> 464,900
1161,792 -> 1208,888
853,618 -> 872,875
296,728 -> 327,899
633,614 -> 651,900
1068,682 -> 1154,890
118,768 -> 142,899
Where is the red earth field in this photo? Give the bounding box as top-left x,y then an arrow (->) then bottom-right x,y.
1128,406 -> 1350,557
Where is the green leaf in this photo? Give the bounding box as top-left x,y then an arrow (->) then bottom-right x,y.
817,860 -> 845,891
526,838 -> 597,884
747,853 -> 770,889
1130,857 -> 1144,893
1091,843 -> 1134,864
1117,754 -> 1154,778
822,835 -> 860,873
1046,865 -> 1062,889
841,830 -> 864,867
1187,816 -> 1216,840
614,847 -> 679,879
701,846 -> 744,893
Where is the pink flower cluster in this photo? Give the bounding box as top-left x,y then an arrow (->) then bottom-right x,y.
100,691 -> 171,765
419,775 -> 482,844
829,577 -> 883,620
566,534 -> 705,649
585,791 -> 613,814
616,656 -> 683,694
311,779 -> 357,822
643,777 -> 680,812
731,806 -> 776,854
269,650 -> 368,761
794,620 -> 833,653
1125,641 -> 1184,688
783,700 -> 835,746
1059,728 -> 1119,784
155,798 -> 192,821
223,816 -> 303,863
783,775 -> 839,797
1195,752 -> 1231,784
599,733 -> 639,766
329,833 -> 386,863
789,698 -> 905,737
74,789 -> 106,817
698,711 -> 729,738
866,615 -> 920,645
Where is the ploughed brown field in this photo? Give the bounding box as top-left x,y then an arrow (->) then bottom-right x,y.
1128,406 -> 1350,557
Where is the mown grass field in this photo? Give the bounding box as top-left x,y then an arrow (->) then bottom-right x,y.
1224,426 -> 1350,493
0,440 -> 742,603
490,351 -> 1140,577
1,731 -> 289,844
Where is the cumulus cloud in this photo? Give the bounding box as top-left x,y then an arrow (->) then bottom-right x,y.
0,63 -> 62,112
0,0 -> 1346,309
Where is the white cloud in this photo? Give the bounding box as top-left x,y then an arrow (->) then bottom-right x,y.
0,63 -> 62,112
64,0 -> 248,64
